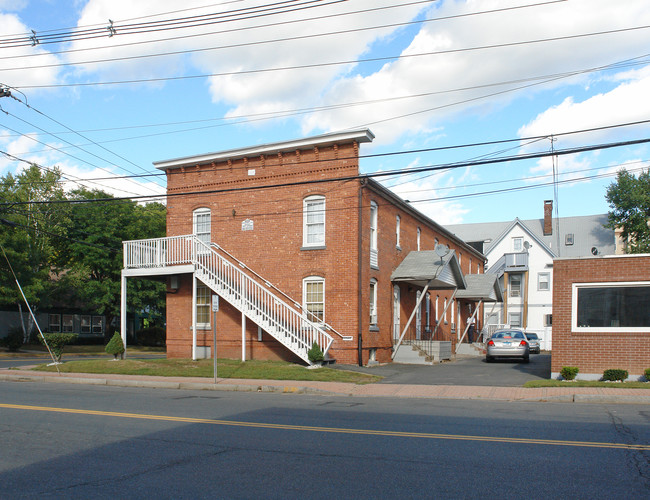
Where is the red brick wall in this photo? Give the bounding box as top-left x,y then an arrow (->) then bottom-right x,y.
552,255 -> 650,377
163,138 -> 484,364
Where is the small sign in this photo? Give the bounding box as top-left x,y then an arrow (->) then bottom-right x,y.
212,295 -> 219,312
241,218 -> 254,231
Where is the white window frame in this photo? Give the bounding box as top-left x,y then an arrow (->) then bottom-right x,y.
370,278 -> 378,326
48,314 -> 61,333
510,274 -> 522,297
512,237 -> 523,252
303,195 -> 325,248
92,316 -> 104,334
538,272 -> 551,291
62,314 -> 74,333
193,208 -> 211,246
572,281 -> 650,333
396,215 -> 401,249
417,227 -> 421,251
509,312 -> 522,327
196,283 -> 211,329
80,315 -> 91,334
370,201 -> 378,267
303,276 -> 325,324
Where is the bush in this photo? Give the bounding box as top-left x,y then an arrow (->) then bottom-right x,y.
0,327 -> 24,352
560,366 -> 579,380
645,368 -> 650,382
105,332 -> 125,359
39,333 -> 78,362
307,342 -> 324,363
135,326 -> 165,346
602,369 -> 628,382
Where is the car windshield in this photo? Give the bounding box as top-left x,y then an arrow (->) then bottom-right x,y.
526,333 -> 539,340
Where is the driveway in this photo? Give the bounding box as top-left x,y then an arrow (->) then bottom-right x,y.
336,353 -> 552,387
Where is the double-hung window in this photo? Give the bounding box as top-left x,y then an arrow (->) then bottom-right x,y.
510,274 -> 522,297
369,279 -> 378,327
193,208 -> 211,246
48,314 -> 61,333
396,215 -> 401,249
196,283 -> 210,328
370,202 -> 378,267
303,277 -> 325,323
303,196 -> 325,248
538,273 -> 550,291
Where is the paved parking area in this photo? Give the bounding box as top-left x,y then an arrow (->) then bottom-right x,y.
336,353 -> 552,387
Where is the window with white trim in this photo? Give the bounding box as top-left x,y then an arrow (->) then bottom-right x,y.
62,315 -> 74,333
573,282 -> 650,331
48,314 -> 61,333
509,312 -> 522,327
396,215 -> 401,249
81,315 -> 91,334
512,237 -> 523,252
196,283 -> 211,328
369,279 -> 378,326
303,196 -> 325,247
303,276 -> 325,323
370,201 -> 378,267
538,272 -> 550,291
193,208 -> 211,246
92,316 -> 103,334
417,227 -> 421,251
510,274 -> 522,297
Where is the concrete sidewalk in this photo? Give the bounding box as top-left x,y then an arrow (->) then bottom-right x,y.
1,367 -> 649,404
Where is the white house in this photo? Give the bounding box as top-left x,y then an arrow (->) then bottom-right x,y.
445,201 -> 616,350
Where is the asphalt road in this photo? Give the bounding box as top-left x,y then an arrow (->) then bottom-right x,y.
336,353 -> 552,386
0,382 -> 647,499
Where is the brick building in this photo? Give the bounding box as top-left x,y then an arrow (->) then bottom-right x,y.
121,129 -> 489,365
552,254 -> 650,380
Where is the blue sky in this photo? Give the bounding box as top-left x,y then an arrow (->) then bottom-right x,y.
1,0 -> 649,224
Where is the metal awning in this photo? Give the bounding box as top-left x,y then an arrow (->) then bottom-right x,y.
391,250 -> 466,290
455,274 -> 503,302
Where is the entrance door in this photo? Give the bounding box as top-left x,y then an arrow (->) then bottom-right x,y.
393,285 -> 401,342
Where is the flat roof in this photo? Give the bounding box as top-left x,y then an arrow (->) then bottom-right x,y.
154,129 -> 375,170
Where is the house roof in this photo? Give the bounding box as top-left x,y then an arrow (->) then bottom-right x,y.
153,129 -> 375,170
445,214 -> 615,258
391,250 -> 466,290
455,274 -> 503,302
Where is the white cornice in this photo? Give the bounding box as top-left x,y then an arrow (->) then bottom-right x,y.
153,129 -> 375,170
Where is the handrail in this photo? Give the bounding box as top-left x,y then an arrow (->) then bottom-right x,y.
209,242 -> 352,341
123,235 -> 339,359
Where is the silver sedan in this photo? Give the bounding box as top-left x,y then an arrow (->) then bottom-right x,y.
486,330 -> 530,363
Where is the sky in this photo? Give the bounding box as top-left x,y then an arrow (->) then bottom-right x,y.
1,0 -> 649,225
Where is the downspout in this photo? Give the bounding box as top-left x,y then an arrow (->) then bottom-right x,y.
357,179 -> 366,366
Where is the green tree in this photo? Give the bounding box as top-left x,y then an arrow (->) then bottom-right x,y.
0,165 -> 68,341
605,169 -> 650,253
58,189 -> 166,339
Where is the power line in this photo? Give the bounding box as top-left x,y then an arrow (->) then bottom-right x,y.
2,135 -> 648,207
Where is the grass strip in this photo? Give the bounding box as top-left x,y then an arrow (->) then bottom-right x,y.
32,358 -> 382,384
524,379 -> 649,389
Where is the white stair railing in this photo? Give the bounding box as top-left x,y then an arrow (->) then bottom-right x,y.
123,235 -> 334,362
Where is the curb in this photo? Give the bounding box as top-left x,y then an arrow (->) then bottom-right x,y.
1,373 -> 648,404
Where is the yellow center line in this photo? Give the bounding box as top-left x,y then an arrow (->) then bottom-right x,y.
1,403 -> 648,451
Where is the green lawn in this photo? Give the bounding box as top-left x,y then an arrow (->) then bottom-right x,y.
524,379 -> 649,389
32,358 -> 382,384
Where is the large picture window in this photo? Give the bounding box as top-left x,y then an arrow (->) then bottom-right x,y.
303,196 -> 325,248
573,282 -> 650,332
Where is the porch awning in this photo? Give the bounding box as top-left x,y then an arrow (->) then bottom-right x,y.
390,250 -> 466,290
455,274 -> 503,302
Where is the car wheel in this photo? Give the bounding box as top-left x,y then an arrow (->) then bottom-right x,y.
486,356 -> 493,363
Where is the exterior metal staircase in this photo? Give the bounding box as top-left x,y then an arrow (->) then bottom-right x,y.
123,235 -> 337,363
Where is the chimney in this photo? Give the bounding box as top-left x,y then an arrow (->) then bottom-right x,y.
543,200 -> 553,236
